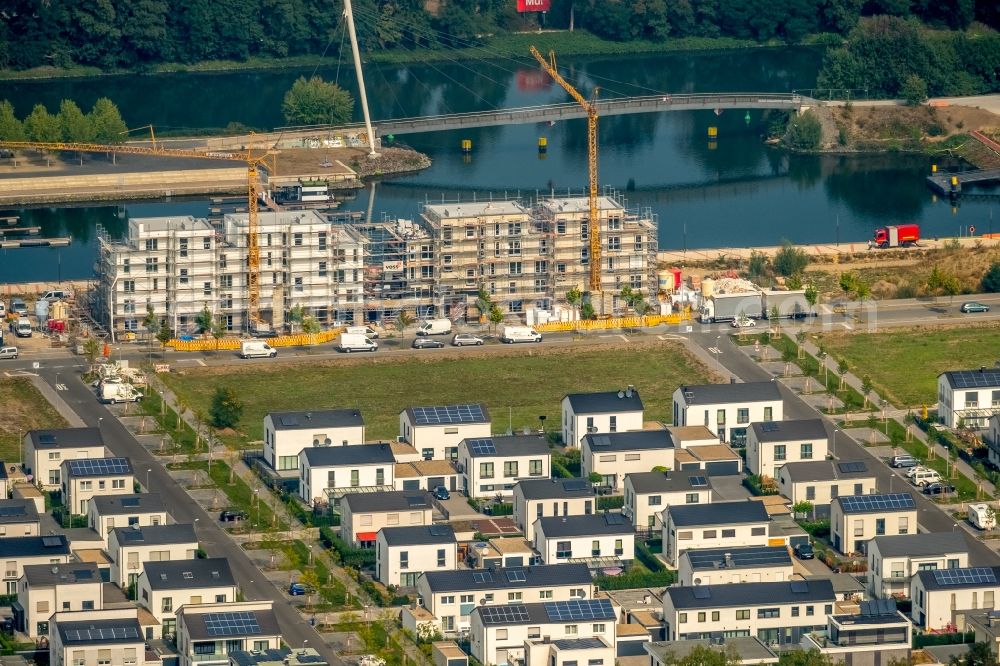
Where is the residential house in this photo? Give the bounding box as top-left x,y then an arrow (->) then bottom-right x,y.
677,546 -> 793,587
671,382 -> 783,446
88,494 -> 168,542
15,562 -> 102,638
746,419 -> 828,480
937,368 -> 1000,429
340,491 -> 433,548
663,501 -> 770,566
24,428 -> 105,489
524,636 -> 617,666
867,533 -> 970,599
375,525 -> 457,587
263,409 -> 365,472
662,579 -> 836,646
512,478 -> 595,542
137,558 -> 237,639
911,566 -> 1000,630
778,461 -> 878,516
415,563 -> 593,635
470,599 -> 617,666
175,601 -> 281,666
0,535 -> 72,595
49,608 -> 145,666
298,443 -> 395,506
393,460 -> 461,493
228,648 -> 329,666
0,498 -> 41,537
399,404 -> 492,461
581,430 -> 674,490
457,435 -> 551,498
61,457 -> 135,516
645,638 -> 777,666
990,414 -> 1000,468
471,538 -> 536,570
108,524 -> 198,588
623,472 -> 712,531
532,513 -> 635,568
800,599 -> 912,665
963,608 -> 1000,659
561,388 -> 644,448
830,493 -> 917,556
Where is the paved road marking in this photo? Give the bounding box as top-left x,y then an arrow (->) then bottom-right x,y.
617,334 -> 629,342
55,384 -> 68,391
4,370 -> 39,377
708,347 -> 722,354
658,334 -> 687,341
840,322 -> 853,330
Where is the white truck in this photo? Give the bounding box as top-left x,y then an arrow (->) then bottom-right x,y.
500,325 -> 543,343
700,292 -> 764,324
969,503 -> 996,530
240,340 -> 277,359
346,325 -> 380,339
762,290 -> 813,320
339,332 -> 378,353
416,319 -> 452,336
14,317 -> 32,338
100,381 -> 143,404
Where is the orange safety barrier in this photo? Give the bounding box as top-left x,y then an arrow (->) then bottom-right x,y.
534,309 -> 692,332
166,328 -> 344,352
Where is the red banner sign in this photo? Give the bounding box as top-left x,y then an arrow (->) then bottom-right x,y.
516,0 -> 550,12
516,69 -> 551,91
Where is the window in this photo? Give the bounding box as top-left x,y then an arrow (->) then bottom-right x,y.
504,461 -> 518,478
757,608 -> 779,618
806,486 -> 816,501
179,268 -> 189,284
496,629 -> 508,640
717,409 -> 726,425
82,600 -> 94,610
697,612 -> 706,623
735,408 -> 750,424
774,445 -> 786,461
876,518 -> 886,535
400,551 -> 409,569
899,516 -> 909,534
437,549 -> 446,567
98,649 -> 112,666
529,459 -> 543,476
825,604 -> 833,614
711,611 -> 720,622
508,592 -> 522,602
556,541 -> 572,558
949,558 -> 961,569
703,530 -> 717,539
648,495 -> 662,506
319,261 -> 327,277
123,280 -> 135,293
586,417 -> 594,432
351,469 -> 360,487
442,596 -> 455,604
854,519 -> 864,537
203,236 -> 211,250
686,493 -> 699,504
112,479 -> 125,489
145,238 -> 158,251
854,483 -> 863,495
203,281 -> 211,295
565,624 -> 578,635
608,237 -> 621,251
624,453 -> 640,461
678,613 -> 688,623
610,416 -> 617,432
764,407 -> 773,421
162,597 -> 173,612
751,527 -> 766,536
509,262 -> 522,275
540,590 -> 553,599
801,443 -> 813,459
791,607 -> 800,617
124,649 -> 137,666
721,528 -> 736,538
614,539 -> 624,556
677,530 -> 693,541
736,610 -> 750,620
480,462 -> 494,479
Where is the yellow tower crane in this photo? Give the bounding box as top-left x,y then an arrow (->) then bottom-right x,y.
529,46 -> 601,294
0,138 -> 276,328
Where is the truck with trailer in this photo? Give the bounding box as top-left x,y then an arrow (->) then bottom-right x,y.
700,292 -> 764,324
872,224 -> 920,249
762,290 -> 813,319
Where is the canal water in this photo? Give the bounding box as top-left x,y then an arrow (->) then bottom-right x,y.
1,47 -> 996,283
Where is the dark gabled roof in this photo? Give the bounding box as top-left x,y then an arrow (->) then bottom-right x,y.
940,369 -> 1000,390
666,579 -> 835,610
626,472 -> 704,495
0,498 -> 39,524
871,533 -> 971,558
780,460 -> 874,483
461,435 -> 550,458
111,523 -> 196,547
56,618 -> 143,645
422,563 -> 592,593
564,389 -> 643,414
676,381 -> 782,406
27,427 -> 103,450
142,558 -> 235,590
179,606 -> 281,640
342,491 -> 433,513
301,443 -> 394,467
515,478 -> 596,500
682,546 -> 792,572
0,535 -> 70,557
583,430 -> 674,453
535,513 -> 634,538
268,409 -> 364,430
402,404 -> 491,426
91,493 -> 166,516
378,525 -> 456,546
750,419 -> 828,442
23,562 -> 101,587
667,500 -> 769,528
63,457 -> 132,478
915,566 -> 1000,591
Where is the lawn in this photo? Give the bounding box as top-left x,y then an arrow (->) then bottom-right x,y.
162,342 -> 715,446
167,460 -> 288,530
817,325 -> 1000,408
0,377 -> 68,462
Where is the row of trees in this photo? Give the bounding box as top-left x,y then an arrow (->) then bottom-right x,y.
0,98 -> 128,144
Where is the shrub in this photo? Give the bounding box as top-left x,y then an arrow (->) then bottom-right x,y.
210,386 -> 243,428
594,563 -> 674,591
597,495 -> 625,510
901,74 -> 928,106
982,262 -> 1000,293
786,110 -> 822,150
773,241 -> 810,277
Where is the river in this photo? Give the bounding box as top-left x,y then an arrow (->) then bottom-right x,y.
1,47 -> 997,283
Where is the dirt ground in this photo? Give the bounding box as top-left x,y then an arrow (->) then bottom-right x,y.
816,103 -> 1000,152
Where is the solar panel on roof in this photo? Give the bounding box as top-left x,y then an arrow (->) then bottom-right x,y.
412,405 -> 486,425
761,422 -> 780,432
406,495 -> 429,508
472,571 -> 493,584
65,626 -> 140,641
279,416 -> 299,427
67,458 -> 130,477
42,536 -> 62,547
119,497 -> 140,507
428,525 -> 450,537
0,506 -> 25,517
790,580 -> 810,593
604,513 -> 625,525
506,569 -> 527,583
468,439 -> 497,456
878,599 -> 897,615
72,569 -> 94,580
38,434 -> 56,444
591,436 -> 611,449
692,586 -> 712,599
950,370 -> 1000,389
544,599 -> 614,622
686,547 -> 790,569
203,611 -> 261,637
839,493 -> 915,513
838,462 -> 868,474
688,476 -> 708,487
479,605 -> 530,623
563,479 -> 589,492
932,567 -> 998,586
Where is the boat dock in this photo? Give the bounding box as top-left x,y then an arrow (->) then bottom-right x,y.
0,226 -> 40,235
926,167 -> 1000,196
0,237 -> 71,249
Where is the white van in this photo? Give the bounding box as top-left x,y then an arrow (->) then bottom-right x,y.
346,325 -> 379,339
240,340 -> 277,359
500,325 -> 542,343
339,333 -> 378,353
910,469 -> 942,487
969,503 -> 997,530
42,290 -> 67,302
416,319 -> 452,336
14,318 -> 31,338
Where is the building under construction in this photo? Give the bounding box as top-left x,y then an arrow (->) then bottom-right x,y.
92,193 -> 658,336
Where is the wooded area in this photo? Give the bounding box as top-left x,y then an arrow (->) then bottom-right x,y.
0,0 -> 998,72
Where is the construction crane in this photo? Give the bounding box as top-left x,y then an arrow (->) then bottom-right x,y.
529,46 -> 601,294
0,138 -> 276,328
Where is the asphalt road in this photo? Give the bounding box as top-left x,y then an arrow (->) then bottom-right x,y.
33,365 -> 340,663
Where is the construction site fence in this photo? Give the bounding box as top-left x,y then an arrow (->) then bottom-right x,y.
167,328 -> 344,352
533,311 -> 692,332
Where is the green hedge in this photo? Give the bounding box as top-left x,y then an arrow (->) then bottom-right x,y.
597,496 -> 624,510
635,541 -> 665,572
594,562 -> 675,591
551,463 -> 573,479
798,519 -> 831,539
914,631 -> 974,648
319,526 -> 375,569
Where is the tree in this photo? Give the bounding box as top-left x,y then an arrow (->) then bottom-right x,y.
211,317 -> 226,340
143,305 -> 158,363
58,100 -> 93,142
566,287 -> 583,312
925,265 -> 959,300
580,301 -> 596,320
861,374 -> 873,408
837,359 -> 849,390
658,645 -> 741,666
282,76 -> 354,126
88,98 -> 128,144
867,410 -> 879,445
0,100 -> 25,141
301,316 -> 321,334
839,271 -> 859,298
804,284 -> 819,307
298,567 -> 321,605
396,310 -> 415,346
488,304 -> 505,333
748,251 -> 769,279
983,262 -> 1000,293
289,304 -> 306,325
792,500 -> 814,519
82,337 -> 101,368
774,241 -> 810,277
24,104 -> 61,143
196,306 -> 213,333
476,286 -> 492,322
795,331 -> 806,359
778,649 -> 839,666
781,347 -> 795,377
156,321 -> 172,346
588,472 -> 604,486
786,110 -> 823,150
210,386 -> 243,428
901,74 -> 928,105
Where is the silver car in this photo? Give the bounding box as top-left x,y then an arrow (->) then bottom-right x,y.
452,333 -> 484,346
0,347 -> 18,360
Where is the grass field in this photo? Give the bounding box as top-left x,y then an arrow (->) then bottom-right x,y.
162,342 -> 715,446
817,325 -> 1000,408
0,378 -> 68,462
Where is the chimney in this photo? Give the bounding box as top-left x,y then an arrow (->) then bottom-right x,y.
730,377 -> 736,384
724,552 -> 733,568
981,367 -> 986,373
626,385 -> 634,398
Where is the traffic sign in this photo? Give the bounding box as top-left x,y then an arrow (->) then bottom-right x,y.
970,225 -> 976,235
32,362 -> 39,369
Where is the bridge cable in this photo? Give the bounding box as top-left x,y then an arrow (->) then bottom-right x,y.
332,19 -> 348,85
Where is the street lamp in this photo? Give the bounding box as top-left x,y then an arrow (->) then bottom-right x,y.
254,489 -> 260,529
715,335 -> 723,374
146,468 -> 151,491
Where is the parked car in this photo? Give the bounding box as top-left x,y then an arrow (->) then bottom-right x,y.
412,338 -> 445,349
891,454 -> 918,468
960,301 -> 991,313
289,582 -> 313,596
0,301 -> 5,317
905,465 -> 931,478
220,509 -> 249,522
10,299 -> 27,316
452,333 -> 484,346
923,482 -> 956,495
433,485 -> 451,500
731,316 -> 756,329
910,469 -> 943,487
794,543 -> 815,560
0,346 -> 18,360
